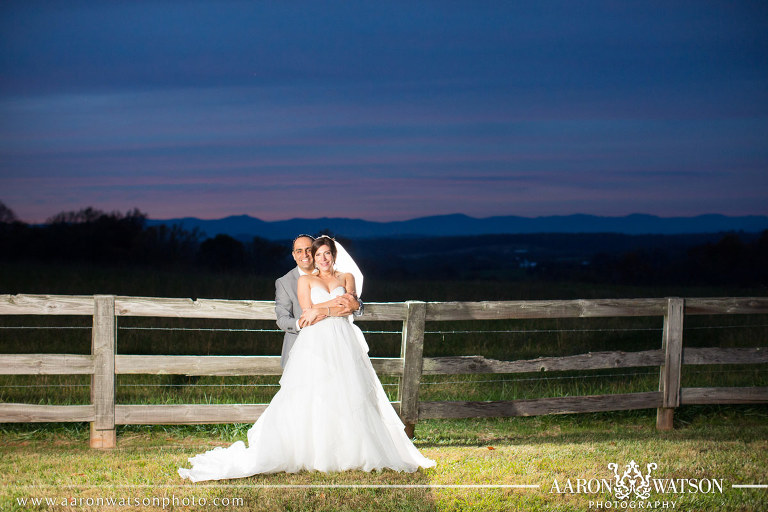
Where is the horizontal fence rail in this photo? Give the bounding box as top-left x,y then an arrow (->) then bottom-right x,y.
1,294 -> 767,448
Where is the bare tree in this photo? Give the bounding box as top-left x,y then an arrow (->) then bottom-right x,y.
0,201 -> 19,224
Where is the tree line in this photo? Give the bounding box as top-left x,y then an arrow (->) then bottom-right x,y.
0,202 -> 288,274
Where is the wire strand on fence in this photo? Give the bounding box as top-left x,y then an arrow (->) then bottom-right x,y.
0,326 -> 91,330
419,371 -> 660,385
122,327 -> 281,332
425,324 -> 768,335
0,326 -> 403,334
417,368 -> 768,386
4,324 -> 768,334
426,327 -> 662,334
0,384 -> 92,388
117,382 -> 402,388
119,327 -> 405,334
2,368 -> 764,390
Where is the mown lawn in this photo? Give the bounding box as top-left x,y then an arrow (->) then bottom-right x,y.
2,406 -> 767,511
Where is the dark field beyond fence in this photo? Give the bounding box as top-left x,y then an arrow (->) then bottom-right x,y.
1,294 -> 767,448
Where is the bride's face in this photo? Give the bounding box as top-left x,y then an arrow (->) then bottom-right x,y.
314,244 -> 334,272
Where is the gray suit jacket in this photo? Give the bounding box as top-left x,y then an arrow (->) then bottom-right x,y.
275,267 -> 302,368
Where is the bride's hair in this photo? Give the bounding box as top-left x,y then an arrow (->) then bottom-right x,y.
311,235 -> 337,262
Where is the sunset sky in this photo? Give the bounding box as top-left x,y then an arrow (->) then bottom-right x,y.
1,1 -> 767,223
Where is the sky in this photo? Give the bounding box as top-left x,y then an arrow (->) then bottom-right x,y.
1,1 -> 767,223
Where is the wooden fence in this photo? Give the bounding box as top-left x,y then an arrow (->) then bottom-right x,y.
1,294 -> 767,448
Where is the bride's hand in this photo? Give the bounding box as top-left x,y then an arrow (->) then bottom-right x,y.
336,294 -> 359,316
299,307 -> 326,328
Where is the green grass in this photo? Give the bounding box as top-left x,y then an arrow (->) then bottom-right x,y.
2,407 -> 767,511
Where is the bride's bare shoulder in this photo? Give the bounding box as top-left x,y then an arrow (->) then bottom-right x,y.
339,272 -> 356,290
298,274 -> 318,285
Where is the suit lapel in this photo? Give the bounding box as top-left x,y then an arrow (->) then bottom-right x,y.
290,267 -> 302,315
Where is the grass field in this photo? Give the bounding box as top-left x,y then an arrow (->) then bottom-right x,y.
2,261 -> 767,510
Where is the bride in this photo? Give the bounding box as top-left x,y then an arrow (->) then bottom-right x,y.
178,235 -> 435,482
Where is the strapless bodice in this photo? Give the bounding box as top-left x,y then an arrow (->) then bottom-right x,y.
310,286 -> 346,304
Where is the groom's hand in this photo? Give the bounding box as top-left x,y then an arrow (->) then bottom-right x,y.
299,308 -> 326,328
336,293 -> 360,316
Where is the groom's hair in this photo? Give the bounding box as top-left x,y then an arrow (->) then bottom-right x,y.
292,234 -> 315,247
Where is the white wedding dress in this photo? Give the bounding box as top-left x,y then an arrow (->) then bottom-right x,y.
178,286 -> 435,482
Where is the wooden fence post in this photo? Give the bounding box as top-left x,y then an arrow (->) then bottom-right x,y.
399,301 -> 426,438
91,295 -> 116,448
657,297 -> 684,431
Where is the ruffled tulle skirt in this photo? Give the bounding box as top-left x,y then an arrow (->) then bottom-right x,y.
178,317 -> 435,482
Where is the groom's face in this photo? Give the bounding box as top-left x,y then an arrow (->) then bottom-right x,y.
292,236 -> 314,273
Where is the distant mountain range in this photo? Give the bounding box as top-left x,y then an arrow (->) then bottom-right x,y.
146,213 -> 768,240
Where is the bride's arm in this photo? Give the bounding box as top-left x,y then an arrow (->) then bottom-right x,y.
343,273 -> 357,298
331,274 -> 360,316
297,276 -> 326,327
297,275 -> 313,311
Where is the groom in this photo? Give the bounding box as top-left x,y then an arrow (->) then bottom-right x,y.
275,234 -> 361,367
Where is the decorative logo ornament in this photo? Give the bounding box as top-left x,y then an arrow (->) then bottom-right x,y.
608,460 -> 658,501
